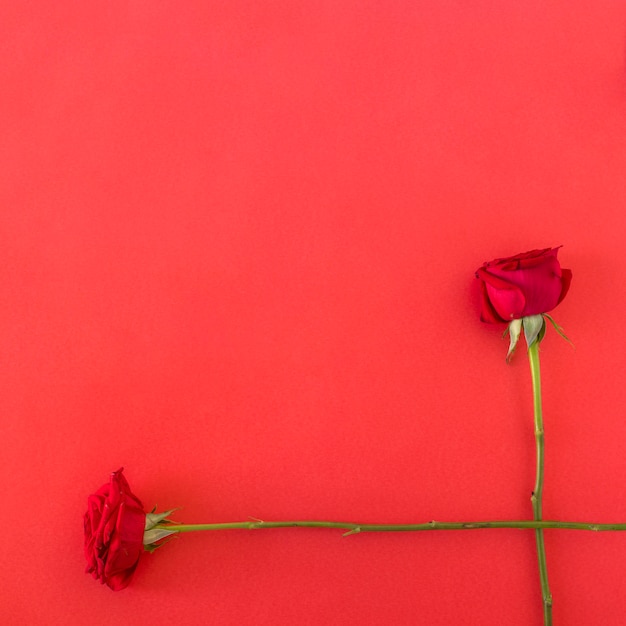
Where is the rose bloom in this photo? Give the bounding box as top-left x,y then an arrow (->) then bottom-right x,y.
84,468 -> 146,590
476,247 -> 572,323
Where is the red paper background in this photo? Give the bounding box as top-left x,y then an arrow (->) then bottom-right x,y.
3,2 -> 626,624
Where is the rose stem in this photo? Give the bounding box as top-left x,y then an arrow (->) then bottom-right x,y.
158,519 -> 626,533
528,338 -> 552,625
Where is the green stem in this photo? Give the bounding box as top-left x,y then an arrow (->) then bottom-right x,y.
157,519 -> 626,534
528,339 -> 552,625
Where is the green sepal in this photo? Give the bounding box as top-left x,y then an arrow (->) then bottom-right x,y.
143,526 -> 179,546
506,318 -> 523,362
543,313 -> 573,345
145,508 -> 178,531
144,507 -> 180,547
144,534 -> 177,553
522,314 -> 545,349
536,317 -> 547,344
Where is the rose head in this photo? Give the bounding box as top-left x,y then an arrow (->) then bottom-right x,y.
84,468 -> 146,590
476,247 -> 572,323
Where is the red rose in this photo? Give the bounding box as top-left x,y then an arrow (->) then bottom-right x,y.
476,247 -> 572,323
84,468 -> 146,590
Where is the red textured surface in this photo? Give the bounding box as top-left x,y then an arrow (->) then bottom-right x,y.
3,2 -> 626,624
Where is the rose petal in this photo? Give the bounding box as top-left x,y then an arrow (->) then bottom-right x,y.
84,469 -> 146,590
557,268 -> 572,305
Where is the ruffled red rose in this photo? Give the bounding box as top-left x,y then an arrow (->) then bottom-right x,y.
84,468 -> 146,590
476,247 -> 572,323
